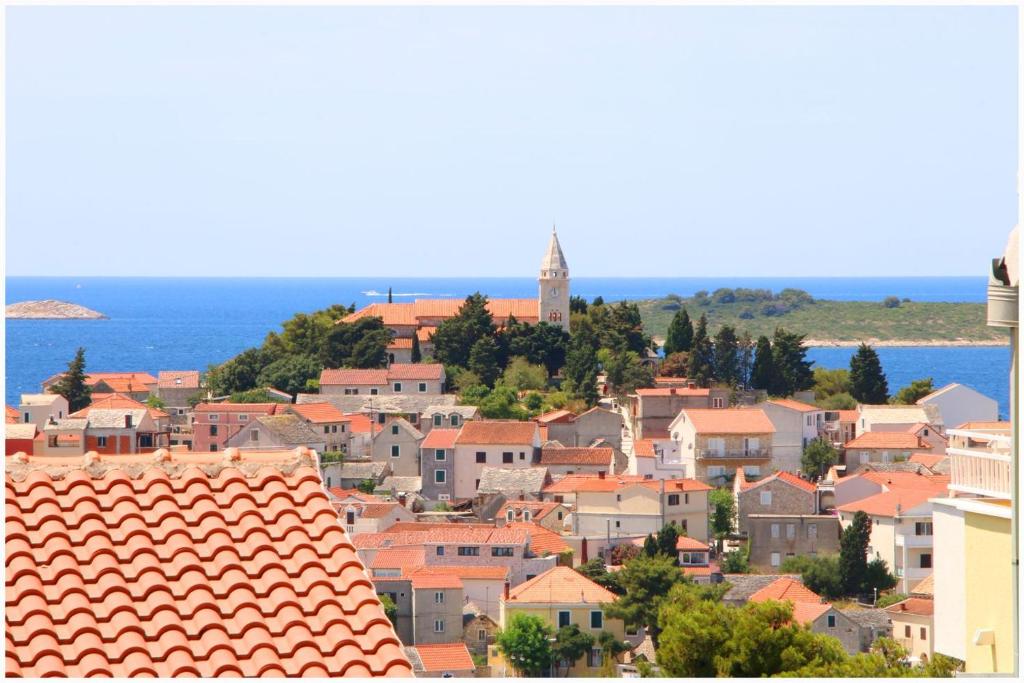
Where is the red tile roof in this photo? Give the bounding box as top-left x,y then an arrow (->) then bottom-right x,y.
455,420 -> 537,446
497,501 -> 563,523
421,428 -> 460,450
343,299 -> 538,326
194,402 -> 280,414
539,446 -> 613,466
767,398 -> 820,413
416,327 -> 436,342
409,574 -> 463,590
84,372 -> 158,394
386,338 -> 413,350
71,393 -> 169,421
857,471 -> 949,492
360,503 -> 406,519
6,405 -> 21,424
4,448 -> 411,677
749,577 -> 824,614
836,488 -> 942,517
344,413 -> 376,435
536,409 -> 576,424
679,408 -> 775,434
742,470 -> 817,494
288,402 -> 349,424
542,473 -> 710,494
410,565 -> 509,581
506,522 -> 571,556
320,368 -> 389,386
507,566 -> 617,605
676,536 -> 710,551
156,370 -> 200,390
386,363 -> 444,381
908,453 -> 947,470
328,487 -> 384,502
845,432 -> 931,450
371,546 -> 426,569
838,410 -> 860,422
633,439 -> 656,458
410,642 -> 475,673
885,597 -> 934,617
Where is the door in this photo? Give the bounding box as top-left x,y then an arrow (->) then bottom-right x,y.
707,438 -> 725,457
744,437 -> 759,456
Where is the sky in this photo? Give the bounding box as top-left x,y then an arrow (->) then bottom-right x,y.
5,5 -> 1018,277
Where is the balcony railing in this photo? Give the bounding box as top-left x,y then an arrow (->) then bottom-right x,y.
946,429 -> 1013,500
697,448 -> 771,460
896,534 -> 933,548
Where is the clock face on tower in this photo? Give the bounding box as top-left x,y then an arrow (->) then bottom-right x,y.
549,287 -> 559,298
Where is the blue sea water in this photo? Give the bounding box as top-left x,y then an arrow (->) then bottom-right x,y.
4,276 -> 1009,416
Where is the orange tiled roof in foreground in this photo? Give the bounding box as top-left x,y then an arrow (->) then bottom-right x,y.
506,566 -> 617,605
4,448 -> 411,677
679,408 -> 776,434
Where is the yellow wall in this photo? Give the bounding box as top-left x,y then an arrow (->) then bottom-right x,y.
489,603 -> 625,676
963,510 -> 1013,674
890,612 -> 933,663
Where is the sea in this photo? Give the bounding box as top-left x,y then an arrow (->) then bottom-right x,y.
4,276 -> 1011,417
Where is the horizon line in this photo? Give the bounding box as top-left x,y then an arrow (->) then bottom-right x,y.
4,274 -> 988,280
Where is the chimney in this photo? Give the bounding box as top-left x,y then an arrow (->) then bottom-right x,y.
688,382 -> 696,390
670,388 -> 676,395
503,582 -> 510,601
398,494 -> 407,507
598,471 -> 606,480
518,493 -> 524,501
124,414 -> 133,428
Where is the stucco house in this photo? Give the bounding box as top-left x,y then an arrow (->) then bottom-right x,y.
371,417 -> 425,478
319,364 -> 446,396
842,431 -> 934,475
17,393 -> 69,429
670,408 -> 776,483
452,421 -> 540,499
225,414 -> 327,452
760,399 -> 826,473
539,445 -> 625,477
748,578 -> 862,655
734,469 -> 819,533
287,402 -> 352,454
746,514 -> 841,569
537,406 -> 625,449
627,385 -> 730,440
916,383 -> 999,428
420,428 -> 460,501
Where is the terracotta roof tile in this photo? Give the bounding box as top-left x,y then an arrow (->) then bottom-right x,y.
408,642 -> 475,673
287,402 -> 349,424
846,432 -> 931,450
343,299 -> 538,327
421,429 -> 460,450
387,338 -> 414,350
539,447 -> 613,466
84,372 -> 158,394
372,547 -> 426,569
836,488 -> 942,517
455,420 -> 537,446
4,448 -> 411,677
676,536 -> 710,551
678,408 -> 776,434
749,577 -> 823,606
6,405 -> 22,424
409,574 -> 463,590
194,402 -> 280,414
156,371 -> 200,390
742,470 -> 817,494
386,363 -> 444,381
792,602 -> 833,624
767,398 -> 821,413
507,566 -> 617,604
506,522 -> 571,556
837,410 -> 860,422
911,574 -> 934,597
856,471 -> 949,492
633,439 -> 656,458
497,501 -> 562,523
908,453 -> 947,470
885,597 -> 934,617
416,327 -> 436,342
535,409 -> 576,424
320,369 -> 389,386
410,565 -> 509,581
359,503 -> 405,519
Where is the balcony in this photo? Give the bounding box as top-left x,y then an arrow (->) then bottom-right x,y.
697,448 -> 771,461
895,566 -> 931,580
896,534 -> 933,548
946,428 -> 1013,500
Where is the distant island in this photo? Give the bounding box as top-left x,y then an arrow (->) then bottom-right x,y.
6,300 -> 107,320
637,288 -> 1008,346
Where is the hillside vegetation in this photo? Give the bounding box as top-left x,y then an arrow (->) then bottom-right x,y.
636,288 -> 1006,345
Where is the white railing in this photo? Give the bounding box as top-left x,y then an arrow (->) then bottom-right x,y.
896,534 -> 933,548
697,448 -> 771,460
947,447 -> 1012,499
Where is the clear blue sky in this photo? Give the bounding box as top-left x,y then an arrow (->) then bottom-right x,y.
6,5 -> 1018,277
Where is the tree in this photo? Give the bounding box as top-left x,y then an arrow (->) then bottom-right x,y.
575,558 -> 624,594
780,554 -> 844,600
502,356 -> 548,391
478,385 -> 529,420
642,534 -> 659,558
883,295 -> 901,308
431,293 -> 497,368
659,352 -> 689,378
749,335 -> 776,394
737,330 -> 754,389
686,314 -> 716,387
849,343 -> 889,404
713,325 -> 741,386
709,488 -> 736,542
230,388 -> 290,404
719,547 -> 750,574
771,327 -> 814,396
207,347 -> 269,395
569,295 -> 589,315
596,630 -> 630,674
603,348 -> 654,395
48,347 -> 92,412
610,543 -> 641,566
503,321 -> 569,377
321,317 -> 391,369
377,593 -> 397,625
864,557 -> 898,594
551,625 -> 594,676
801,438 -> 839,480
563,325 -> 600,406
495,613 -> 553,677
820,392 -> 858,409
840,511 -> 873,595
604,553 -> 686,643
357,479 -> 377,494
146,395 -> 166,409
410,333 -> 422,363
812,367 -> 852,402
468,337 -> 501,388
256,353 -> 321,397
657,584 -> 735,676
656,523 -> 680,563
891,377 -> 934,405
663,307 -> 694,354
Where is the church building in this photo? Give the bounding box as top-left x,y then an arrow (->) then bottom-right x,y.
341,230 -> 570,362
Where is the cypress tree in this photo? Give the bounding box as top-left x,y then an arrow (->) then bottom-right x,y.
849,343 -> 889,404
686,314 -> 715,387
564,325 -> 600,406
387,287 -> 393,303
49,347 -> 92,412
839,511 -> 872,595
749,335 -> 776,393
642,533 -> 659,557
663,308 -> 694,355
771,327 -> 814,396
713,325 -> 740,386
410,333 -> 422,363
656,523 -> 680,565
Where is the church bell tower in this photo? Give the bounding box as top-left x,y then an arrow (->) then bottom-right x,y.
539,226 -> 570,331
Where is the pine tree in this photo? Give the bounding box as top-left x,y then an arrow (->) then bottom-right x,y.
49,347 -> 92,412
713,325 -> 740,386
656,523 -> 680,565
771,327 -> 814,397
564,324 -> 600,406
849,343 -> 889,404
410,333 -> 422,363
839,511 -> 872,596
686,314 -> 716,387
642,534 -> 659,557
749,335 -> 776,393
664,308 -> 694,355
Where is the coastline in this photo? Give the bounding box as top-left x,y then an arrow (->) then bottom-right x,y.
652,336 -> 1008,348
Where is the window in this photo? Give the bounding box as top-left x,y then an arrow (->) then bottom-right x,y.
712,397 -> 725,408
176,408 -> 185,416
707,466 -> 726,478
451,415 -> 460,427
522,511 -> 531,522
615,521 -> 621,529
391,424 -> 399,435
860,452 -> 870,464
475,479 -> 480,490
208,414 -> 219,422
915,522 -> 933,536
502,452 -> 513,464
920,627 -> 927,640
419,382 -> 427,393
476,452 -> 486,463
557,511 -> 564,520
506,509 -> 515,522
492,547 -> 514,557
923,429 -> 929,437
438,494 -> 450,501
667,494 -> 680,506
391,445 -> 400,458
23,413 -> 29,423
434,470 -> 446,484
920,553 -> 932,569
250,429 -> 259,442
625,625 -> 639,637
904,625 -> 912,638
435,591 -> 445,604
346,510 -> 355,525
743,465 -> 760,476
210,444 -> 218,452
786,524 -> 796,539
324,426 -> 331,434
434,619 -> 445,633
558,611 -> 571,628
209,425 -> 218,437
435,449 -> 446,461
760,491 -> 773,506
393,383 -> 402,393
771,524 -> 780,538
807,416 -> 814,427
370,388 -> 379,395
616,494 -> 622,502
238,414 -> 248,422
808,524 -> 818,539
589,648 -> 602,668
827,614 -> 836,628
457,546 -> 480,556
377,413 -> 386,424
478,629 -> 487,642
771,552 -> 781,567
681,519 -> 688,531
434,414 -> 443,426
436,546 -> 444,556
326,477 -> 332,486
519,452 -> 526,460
97,436 -> 108,448
684,493 -> 689,505
591,611 -> 603,629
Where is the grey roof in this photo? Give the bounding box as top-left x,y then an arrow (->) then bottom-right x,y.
859,403 -> 943,427
43,418 -> 88,431
843,607 -> 893,629
722,574 -> 803,603
250,414 -> 324,445
402,648 -> 424,674
337,460 -> 390,481
859,461 -> 932,475
84,409 -> 150,429
925,457 -> 950,475
541,228 -> 568,270
297,393 -> 457,415
477,467 -> 549,496
423,405 -> 480,418
371,417 -> 424,442
379,476 -> 422,494
5,424 -> 36,439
